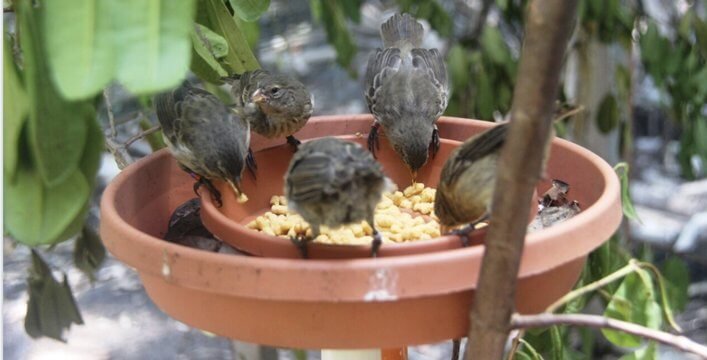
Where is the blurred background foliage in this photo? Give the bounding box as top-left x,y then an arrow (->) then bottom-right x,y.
3,0 -> 704,357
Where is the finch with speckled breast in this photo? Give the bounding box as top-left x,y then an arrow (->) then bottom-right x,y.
154,82 -> 250,206
284,137 -> 395,258
227,70 -> 313,149
364,13 -> 449,181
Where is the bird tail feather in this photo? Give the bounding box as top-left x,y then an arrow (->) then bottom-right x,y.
380,13 -> 423,49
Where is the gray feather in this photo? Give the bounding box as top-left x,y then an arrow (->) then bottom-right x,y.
381,13 -> 423,49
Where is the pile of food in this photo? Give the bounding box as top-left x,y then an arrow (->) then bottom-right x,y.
246,183 -> 441,245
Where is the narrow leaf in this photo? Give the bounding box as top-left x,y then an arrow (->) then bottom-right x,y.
3,34 -> 28,180
614,163 -> 640,221
602,272 -> 663,347
597,94 -> 619,133
19,1 -> 90,186
228,0 -> 270,22
199,0 -> 260,74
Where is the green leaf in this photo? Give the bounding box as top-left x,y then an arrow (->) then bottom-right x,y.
228,0 -> 270,22
116,0 -> 197,94
614,163 -> 640,221
693,14 -> 707,58
191,25 -> 229,83
339,0 -> 362,23
447,44 -> 469,90
602,271 -> 662,347
660,256 -> 689,313
550,326 -> 563,360
18,1 -> 91,187
618,342 -> 657,360
5,166 -> 90,246
481,26 -> 511,66
3,34 -> 28,181
74,226 -> 106,282
42,0 -> 115,100
199,0 -> 260,74
318,0 -> 357,72
233,15 -> 260,51
476,70 -> 494,120
25,250 -> 83,341
596,94 -> 619,134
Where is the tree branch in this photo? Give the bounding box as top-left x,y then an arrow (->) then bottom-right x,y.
511,313 -> 707,358
465,0 -> 579,359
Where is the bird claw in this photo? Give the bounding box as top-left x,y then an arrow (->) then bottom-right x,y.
286,135 -> 301,151
246,148 -> 258,180
193,177 -> 223,208
370,230 -> 383,258
430,126 -> 440,158
367,124 -> 381,158
290,234 -> 311,259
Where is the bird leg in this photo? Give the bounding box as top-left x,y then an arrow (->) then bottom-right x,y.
370,229 -> 383,258
286,135 -> 301,150
451,339 -> 461,360
192,176 -> 223,208
430,124 -> 441,158
289,234 -> 312,259
246,147 -> 258,180
449,215 -> 489,247
367,122 -> 381,158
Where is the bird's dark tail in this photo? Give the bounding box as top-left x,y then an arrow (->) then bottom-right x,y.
154,91 -> 177,128
380,13 -> 423,49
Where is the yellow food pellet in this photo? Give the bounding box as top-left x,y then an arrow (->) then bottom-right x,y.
247,182 -> 442,245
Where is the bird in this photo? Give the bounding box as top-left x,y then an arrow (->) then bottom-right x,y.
284,137 -> 394,258
154,82 -> 250,207
434,122 -> 554,246
364,13 -> 448,181
226,70 -> 313,150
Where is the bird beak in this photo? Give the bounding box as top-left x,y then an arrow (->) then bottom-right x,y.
409,169 -> 418,183
227,179 -> 248,203
251,89 -> 267,104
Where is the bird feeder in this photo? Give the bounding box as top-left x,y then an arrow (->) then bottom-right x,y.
100,115 -> 622,356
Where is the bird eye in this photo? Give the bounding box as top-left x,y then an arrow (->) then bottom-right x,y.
270,87 -> 280,95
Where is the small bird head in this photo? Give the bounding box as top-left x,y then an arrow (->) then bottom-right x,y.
251,76 -> 313,120
213,151 -> 248,203
387,124 -> 433,178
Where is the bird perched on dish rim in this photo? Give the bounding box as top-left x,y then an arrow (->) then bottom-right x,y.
284,137 -> 395,258
364,13 -> 449,181
154,82 -> 250,206
226,69 -> 313,150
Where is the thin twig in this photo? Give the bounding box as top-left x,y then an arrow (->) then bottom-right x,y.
124,124 -> 161,148
103,90 -> 134,169
511,313 -> 707,359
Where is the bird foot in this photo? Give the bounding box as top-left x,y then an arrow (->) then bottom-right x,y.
448,216 -> 489,247
370,230 -> 383,258
286,135 -> 301,151
367,123 -> 381,158
246,147 -> 258,180
290,234 -> 311,259
452,339 -> 461,360
430,125 -> 440,158
193,177 -> 222,208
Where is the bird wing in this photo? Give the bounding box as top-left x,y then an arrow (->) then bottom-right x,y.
286,149 -> 337,204
442,123 -> 509,184
364,48 -> 402,114
411,48 -> 448,118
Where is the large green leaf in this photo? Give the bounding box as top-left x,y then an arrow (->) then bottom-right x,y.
447,44 -> 469,90
602,271 -> 663,348
116,0 -> 196,94
199,0 -> 260,74
481,26 -> 512,66
228,0 -> 270,22
316,0 -> 357,72
5,166 -> 90,247
42,0 -> 115,100
19,1 -> 90,187
3,34 -> 28,181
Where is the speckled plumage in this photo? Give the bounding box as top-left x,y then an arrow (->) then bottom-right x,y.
154,83 -> 250,200
228,70 -> 313,140
285,137 -> 393,256
364,13 -> 449,174
434,124 -> 508,227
